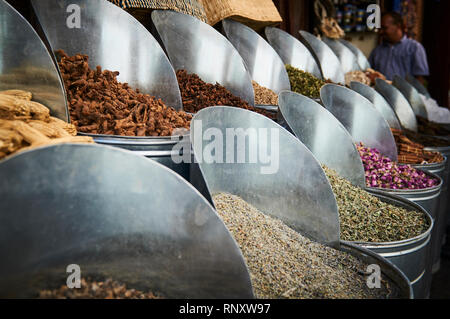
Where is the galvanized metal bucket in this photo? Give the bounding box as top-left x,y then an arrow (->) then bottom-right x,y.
0,144 -> 253,298
367,172 -> 441,298
347,188 -> 433,299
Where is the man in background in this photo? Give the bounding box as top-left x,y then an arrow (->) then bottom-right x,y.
369,11 -> 429,83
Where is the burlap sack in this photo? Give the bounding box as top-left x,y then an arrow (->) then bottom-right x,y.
199,0 -> 282,30
108,0 -> 208,23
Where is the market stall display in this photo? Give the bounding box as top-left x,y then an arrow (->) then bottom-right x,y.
298,31 -> 345,84
350,81 -> 402,130
285,65 -> 328,99
322,37 -> 361,73
278,90 -> 365,188
265,27 -> 322,80
393,75 -> 428,119
222,19 -> 290,96
151,10 -> 255,106
0,144 -> 253,299
320,84 -> 398,161
375,78 -> 418,132
0,0 -> 67,121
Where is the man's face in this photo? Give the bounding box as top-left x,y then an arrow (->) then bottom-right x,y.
380,15 -> 401,43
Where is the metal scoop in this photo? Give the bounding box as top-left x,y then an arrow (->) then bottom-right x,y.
321,84 -> 398,161
350,81 -> 402,130
190,106 -> 340,248
151,10 -> 255,106
298,31 -> 345,84
406,74 -> 430,98
222,19 -> 290,94
278,91 -> 365,188
0,0 -> 67,120
0,144 -> 253,298
264,27 -> 322,80
393,75 -> 428,119
375,78 -> 418,132
338,38 -> 371,70
322,37 -> 361,73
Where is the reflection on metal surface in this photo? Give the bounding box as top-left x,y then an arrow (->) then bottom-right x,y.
321,84 -> 398,161
393,75 -> 428,119
0,0 -> 67,120
31,0 -> 182,110
151,10 -> 255,106
298,31 -> 345,84
0,144 -> 253,298
278,90 -> 365,188
190,106 -> 340,248
222,19 -> 290,94
322,37 -> 361,73
350,81 -> 402,130
264,27 -> 322,79
375,79 -> 418,132
406,74 -> 430,98
339,38 -> 371,70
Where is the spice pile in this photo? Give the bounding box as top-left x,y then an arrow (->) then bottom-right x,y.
38,278 -> 164,299
403,129 -> 450,147
416,116 -> 450,137
213,193 -> 393,299
176,70 -> 276,120
345,71 -> 371,86
391,129 -> 444,164
323,165 -> 429,242
285,64 -> 327,98
57,50 -> 191,136
252,81 -> 278,105
364,68 -> 388,86
357,143 -> 439,189
0,89 -> 93,160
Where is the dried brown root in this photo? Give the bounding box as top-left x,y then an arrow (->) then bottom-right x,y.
0,90 -> 33,101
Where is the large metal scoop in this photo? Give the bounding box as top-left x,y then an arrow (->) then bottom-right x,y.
264,27 -> 322,80
222,19 -> 290,94
298,31 -> 345,84
0,0 -> 67,120
375,78 -> 418,132
350,81 -> 402,130
0,144 -> 253,298
393,75 -> 428,119
322,37 -> 361,73
338,38 -> 371,70
190,106 -> 340,248
321,84 -> 398,161
406,74 -> 430,98
278,91 -> 365,188
31,0 -> 182,110
151,10 -> 254,106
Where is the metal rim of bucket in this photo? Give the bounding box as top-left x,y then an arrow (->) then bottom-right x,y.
343,188 -> 434,249
0,143 -> 254,299
406,156 -> 447,171
340,241 -> 413,299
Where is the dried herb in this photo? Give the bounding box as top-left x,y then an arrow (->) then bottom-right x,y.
213,193 -> 393,299
322,165 -> 429,243
285,64 -> 326,98
252,81 -> 278,105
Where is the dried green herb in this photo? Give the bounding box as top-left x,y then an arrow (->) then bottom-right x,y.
213,192 -> 393,299
322,165 -> 429,242
285,64 -> 326,98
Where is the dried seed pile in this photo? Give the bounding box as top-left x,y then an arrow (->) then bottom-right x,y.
57,50 -> 191,136
391,128 -> 444,164
213,193 -> 392,299
252,81 -> 278,105
38,278 -> 164,299
176,70 -> 276,120
285,64 -> 327,98
322,165 -> 429,242
0,89 -> 93,160
345,71 -> 371,86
